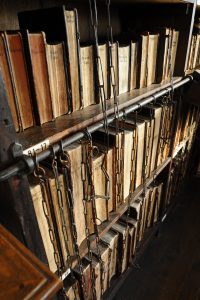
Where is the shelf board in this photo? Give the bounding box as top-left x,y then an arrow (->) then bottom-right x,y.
77,157 -> 171,262
19,77 -> 182,153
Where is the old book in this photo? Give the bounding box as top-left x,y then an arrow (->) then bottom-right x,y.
153,182 -> 163,223
109,42 -> 119,98
18,7 -> 82,112
147,33 -> 159,86
170,29 -> 179,76
100,230 -> 119,282
27,32 -> 53,124
80,45 -> 95,107
29,177 -> 61,273
93,142 -> 114,213
5,32 -> 34,130
138,115 -> 155,179
129,198 -> 145,241
65,278 -> 81,300
92,128 -> 123,209
156,28 -> 170,83
92,242 -> 110,293
44,169 -> 75,266
123,128 -> 134,201
64,9 -> 82,111
75,258 -> 92,300
137,33 -> 149,88
125,115 -> 146,189
192,34 -> 200,69
120,215 -> 138,261
146,186 -> 157,228
188,35 -> 195,70
93,152 -> 109,224
118,44 -> 130,94
0,33 -> 19,131
129,41 -> 138,91
65,143 -> 87,246
46,42 -> 68,118
111,222 -> 129,274
97,43 -> 108,101
140,105 -> 162,172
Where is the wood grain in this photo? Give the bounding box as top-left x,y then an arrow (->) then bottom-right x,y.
0,224 -> 62,300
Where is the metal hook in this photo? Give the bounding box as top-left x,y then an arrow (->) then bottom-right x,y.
83,127 -> 92,142
137,103 -> 142,114
33,151 -> 45,178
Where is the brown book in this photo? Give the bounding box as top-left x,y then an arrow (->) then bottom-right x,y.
29,177 -> 61,273
137,33 -> 149,88
100,230 -> 119,282
64,9 -> 82,111
192,34 -> 200,69
80,45 -> 95,107
123,128 -> 134,201
46,42 -> 68,118
75,258 -> 92,300
27,32 -> 53,124
153,182 -> 163,223
5,32 -> 34,130
164,28 -> 173,79
0,33 -> 19,131
146,33 -> 159,86
129,41 -> 138,91
118,44 -> 130,94
109,42 -> 119,98
111,222 -> 129,274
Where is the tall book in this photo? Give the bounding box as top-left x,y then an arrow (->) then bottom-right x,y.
29,177 -> 62,273
118,44 -> 130,94
100,230 -> 119,283
64,277 -> 81,300
109,42 -> 119,98
64,143 -> 86,246
97,43 -> 108,101
80,45 -> 95,107
146,33 -> 159,86
4,32 -> 34,130
192,34 -> 200,69
156,28 -> 170,83
170,29 -> 179,76
125,115 -> 146,189
136,32 -> 149,88
0,33 -> 19,131
129,41 -> 138,91
111,222 -> 129,274
46,41 -> 69,118
27,32 -> 53,124
18,6 -> 83,112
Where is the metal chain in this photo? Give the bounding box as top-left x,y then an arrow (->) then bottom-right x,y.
34,164 -> 62,276
82,132 -> 106,298
57,147 -> 87,300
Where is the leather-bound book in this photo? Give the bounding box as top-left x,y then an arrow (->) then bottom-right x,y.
118,44 -> 130,94
156,28 -> 170,83
129,41 -> 138,91
109,42 -> 119,98
120,215 -> 138,260
147,33 -> 159,86
136,32 -> 149,88
97,43 -> 108,101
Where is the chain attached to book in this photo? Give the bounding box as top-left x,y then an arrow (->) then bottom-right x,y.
58,143 -> 87,300
82,129 -> 106,298
33,156 -> 63,275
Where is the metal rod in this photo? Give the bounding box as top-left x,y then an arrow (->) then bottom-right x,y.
0,76 -> 192,182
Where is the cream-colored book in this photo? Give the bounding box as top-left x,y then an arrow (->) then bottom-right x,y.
118,44 -> 130,94
129,41 -> 138,90
98,43 -> 108,100
137,33 -> 149,88
147,34 -> 159,86
80,45 -> 95,107
109,42 -> 119,98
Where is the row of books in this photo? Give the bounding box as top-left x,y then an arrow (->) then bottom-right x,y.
29,98 -> 173,272
187,33 -> 200,71
0,6 -> 179,132
64,181 -> 164,300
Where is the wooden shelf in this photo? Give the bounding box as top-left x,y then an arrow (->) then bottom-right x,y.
20,77 -> 182,154
173,139 -> 188,158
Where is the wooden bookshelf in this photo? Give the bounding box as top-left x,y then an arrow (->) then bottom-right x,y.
20,77 -> 182,153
